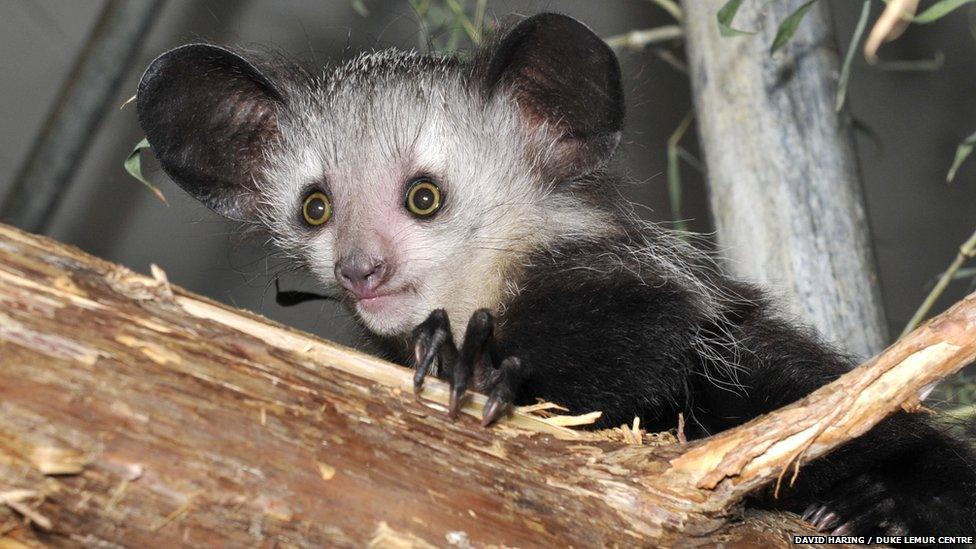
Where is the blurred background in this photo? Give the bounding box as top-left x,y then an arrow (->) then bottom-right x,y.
1,0 -> 974,409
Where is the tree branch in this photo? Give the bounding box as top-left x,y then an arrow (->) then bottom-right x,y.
1,223 -> 974,545
659,289 -> 976,509
605,25 -> 683,51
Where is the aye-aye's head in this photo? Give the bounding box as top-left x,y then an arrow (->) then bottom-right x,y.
136,13 -> 625,338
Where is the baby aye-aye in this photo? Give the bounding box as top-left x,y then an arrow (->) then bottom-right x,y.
136,13 -> 976,537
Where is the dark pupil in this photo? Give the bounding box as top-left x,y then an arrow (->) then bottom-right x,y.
413,187 -> 435,210
307,198 -> 326,219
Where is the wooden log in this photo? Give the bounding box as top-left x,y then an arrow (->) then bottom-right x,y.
0,224 -> 787,546
1,223 -> 974,547
682,1 -> 889,359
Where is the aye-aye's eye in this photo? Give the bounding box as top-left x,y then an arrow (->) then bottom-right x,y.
302,191 -> 332,226
405,180 -> 442,217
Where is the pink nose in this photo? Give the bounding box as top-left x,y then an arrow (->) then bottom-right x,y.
335,255 -> 389,299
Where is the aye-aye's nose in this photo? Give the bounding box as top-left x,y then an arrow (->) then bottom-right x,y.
334,255 -> 389,298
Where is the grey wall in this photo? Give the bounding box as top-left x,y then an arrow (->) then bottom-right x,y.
1,1 -> 974,364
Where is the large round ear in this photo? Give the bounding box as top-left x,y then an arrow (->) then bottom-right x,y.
483,13 -> 624,177
136,44 -> 283,221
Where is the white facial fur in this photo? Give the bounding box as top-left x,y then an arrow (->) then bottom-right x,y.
255,51 -> 610,341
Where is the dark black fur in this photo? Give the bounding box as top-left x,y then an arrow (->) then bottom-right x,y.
136,44 -> 310,221
478,12 -> 624,176
419,14 -> 976,537
413,233 -> 976,537
136,12 -> 976,539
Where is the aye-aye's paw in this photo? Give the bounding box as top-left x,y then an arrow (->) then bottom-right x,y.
802,473 -> 911,537
410,308 -> 525,425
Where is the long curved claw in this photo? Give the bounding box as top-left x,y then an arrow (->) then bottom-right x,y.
447,309 -> 494,419
448,380 -> 468,419
800,473 -> 905,537
411,309 -> 455,394
482,356 -> 524,427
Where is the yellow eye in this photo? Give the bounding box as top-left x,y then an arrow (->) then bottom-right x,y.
405,180 -> 442,217
302,192 -> 332,226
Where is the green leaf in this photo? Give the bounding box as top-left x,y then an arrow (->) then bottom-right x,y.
666,111 -> 695,233
951,267 -> 976,280
835,1 -> 871,112
124,138 -> 168,205
350,0 -> 369,16
717,0 -> 755,37
946,130 -> 976,182
913,0 -> 976,23
770,0 -> 818,53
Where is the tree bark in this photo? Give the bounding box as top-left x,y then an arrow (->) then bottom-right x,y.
682,1 -> 888,359
1,224 -> 974,547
